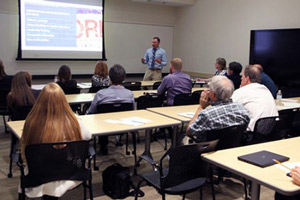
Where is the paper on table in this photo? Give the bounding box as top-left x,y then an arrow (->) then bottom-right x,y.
178,112 -> 195,119
281,99 -> 299,103
275,162 -> 300,172
104,117 -> 152,126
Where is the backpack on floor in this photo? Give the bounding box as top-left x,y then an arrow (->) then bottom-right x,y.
102,163 -> 143,199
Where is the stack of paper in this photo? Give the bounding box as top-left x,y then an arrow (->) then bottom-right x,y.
105,116 -> 152,126
178,112 -> 195,119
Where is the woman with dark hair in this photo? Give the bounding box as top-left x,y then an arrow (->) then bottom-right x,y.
0,59 -> 13,89
56,65 -> 77,93
91,61 -> 111,87
226,61 -> 242,90
7,71 -> 39,111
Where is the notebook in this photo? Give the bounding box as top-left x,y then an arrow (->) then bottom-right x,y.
238,150 -> 289,168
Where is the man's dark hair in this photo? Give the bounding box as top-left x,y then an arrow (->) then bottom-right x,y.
153,37 -> 160,43
244,65 -> 261,83
228,62 -> 242,74
109,64 -> 126,85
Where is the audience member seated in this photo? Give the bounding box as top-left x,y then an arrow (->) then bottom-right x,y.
225,61 -> 242,90
7,71 -> 39,115
186,76 -> 250,141
275,166 -> 300,200
196,57 -> 227,82
56,65 -> 77,93
157,58 -> 192,106
214,57 -> 227,76
91,61 -> 111,87
0,59 -> 13,89
86,64 -> 134,154
254,64 -> 276,98
232,65 -> 278,131
20,83 -> 91,200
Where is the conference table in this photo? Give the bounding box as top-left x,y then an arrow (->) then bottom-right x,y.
7,110 -> 181,172
202,137 -> 300,199
65,87 -> 206,105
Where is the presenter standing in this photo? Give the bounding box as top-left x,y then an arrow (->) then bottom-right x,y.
141,37 -> 167,81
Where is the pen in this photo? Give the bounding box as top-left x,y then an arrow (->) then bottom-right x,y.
273,159 -> 291,171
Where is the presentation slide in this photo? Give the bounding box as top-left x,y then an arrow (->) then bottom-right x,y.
19,0 -> 105,59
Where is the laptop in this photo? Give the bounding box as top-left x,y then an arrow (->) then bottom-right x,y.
238,150 -> 289,168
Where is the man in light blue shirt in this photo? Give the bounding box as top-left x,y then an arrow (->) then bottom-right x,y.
141,37 -> 167,81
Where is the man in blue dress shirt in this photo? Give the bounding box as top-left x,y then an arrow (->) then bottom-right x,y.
141,37 -> 167,81
254,64 -> 276,98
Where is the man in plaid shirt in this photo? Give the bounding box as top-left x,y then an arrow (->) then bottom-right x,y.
187,76 -> 250,141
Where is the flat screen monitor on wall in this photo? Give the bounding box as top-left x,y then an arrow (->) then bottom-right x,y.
17,0 -> 106,60
249,28 -> 300,86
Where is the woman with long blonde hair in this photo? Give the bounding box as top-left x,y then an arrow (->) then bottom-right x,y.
91,61 -> 111,87
21,83 -> 91,199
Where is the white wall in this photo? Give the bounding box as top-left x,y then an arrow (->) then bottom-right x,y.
174,0 -> 300,75
0,0 -> 176,75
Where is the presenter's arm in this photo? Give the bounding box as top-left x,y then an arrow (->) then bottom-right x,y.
161,50 -> 167,66
141,51 -> 148,64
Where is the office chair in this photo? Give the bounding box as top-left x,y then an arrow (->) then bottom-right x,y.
18,140 -> 94,200
123,81 -> 142,91
135,140 -> 219,200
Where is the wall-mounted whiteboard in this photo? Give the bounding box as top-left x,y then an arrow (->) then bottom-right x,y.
104,21 -> 173,73
0,12 -> 173,75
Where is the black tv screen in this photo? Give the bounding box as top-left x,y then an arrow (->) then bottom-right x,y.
249,28 -> 300,86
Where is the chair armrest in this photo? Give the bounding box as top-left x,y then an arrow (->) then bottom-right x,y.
187,135 -> 201,143
140,155 -> 160,170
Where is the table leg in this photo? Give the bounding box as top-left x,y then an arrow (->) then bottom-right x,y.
135,129 -> 153,172
171,126 -> 179,148
250,182 -> 260,200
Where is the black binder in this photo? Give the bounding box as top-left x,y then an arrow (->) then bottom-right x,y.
238,150 -> 289,168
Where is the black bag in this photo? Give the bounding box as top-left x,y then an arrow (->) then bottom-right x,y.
102,163 -> 133,199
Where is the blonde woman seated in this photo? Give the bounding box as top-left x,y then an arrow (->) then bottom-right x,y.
20,83 -> 91,200
91,61 -> 111,87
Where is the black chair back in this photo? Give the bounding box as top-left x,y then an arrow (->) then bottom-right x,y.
192,90 -> 202,104
97,103 -> 134,113
136,93 -> 164,109
152,81 -> 161,90
0,88 -> 10,109
123,82 -> 141,91
21,140 -> 91,188
11,105 -> 33,121
161,140 -> 218,189
206,123 -> 248,150
63,87 -> 81,94
173,93 -> 194,106
89,86 -> 108,93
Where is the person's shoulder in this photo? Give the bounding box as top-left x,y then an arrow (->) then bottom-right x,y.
159,47 -> 166,53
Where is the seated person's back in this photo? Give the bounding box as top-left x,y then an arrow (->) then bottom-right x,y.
0,59 -> 13,89
232,65 -> 278,131
187,76 -> 250,141
86,64 -> 134,114
157,58 -> 192,105
20,83 -> 91,199
91,61 -> 111,87
7,71 -> 39,120
56,65 -> 77,93
226,61 -> 242,90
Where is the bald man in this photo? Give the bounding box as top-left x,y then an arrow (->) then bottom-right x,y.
157,58 -> 192,105
232,65 -> 278,131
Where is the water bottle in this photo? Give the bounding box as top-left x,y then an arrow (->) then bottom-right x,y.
54,75 -> 58,82
276,90 -> 282,100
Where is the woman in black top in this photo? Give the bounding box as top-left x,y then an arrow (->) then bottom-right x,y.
56,65 -> 78,94
0,59 -> 13,89
226,61 -> 242,90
